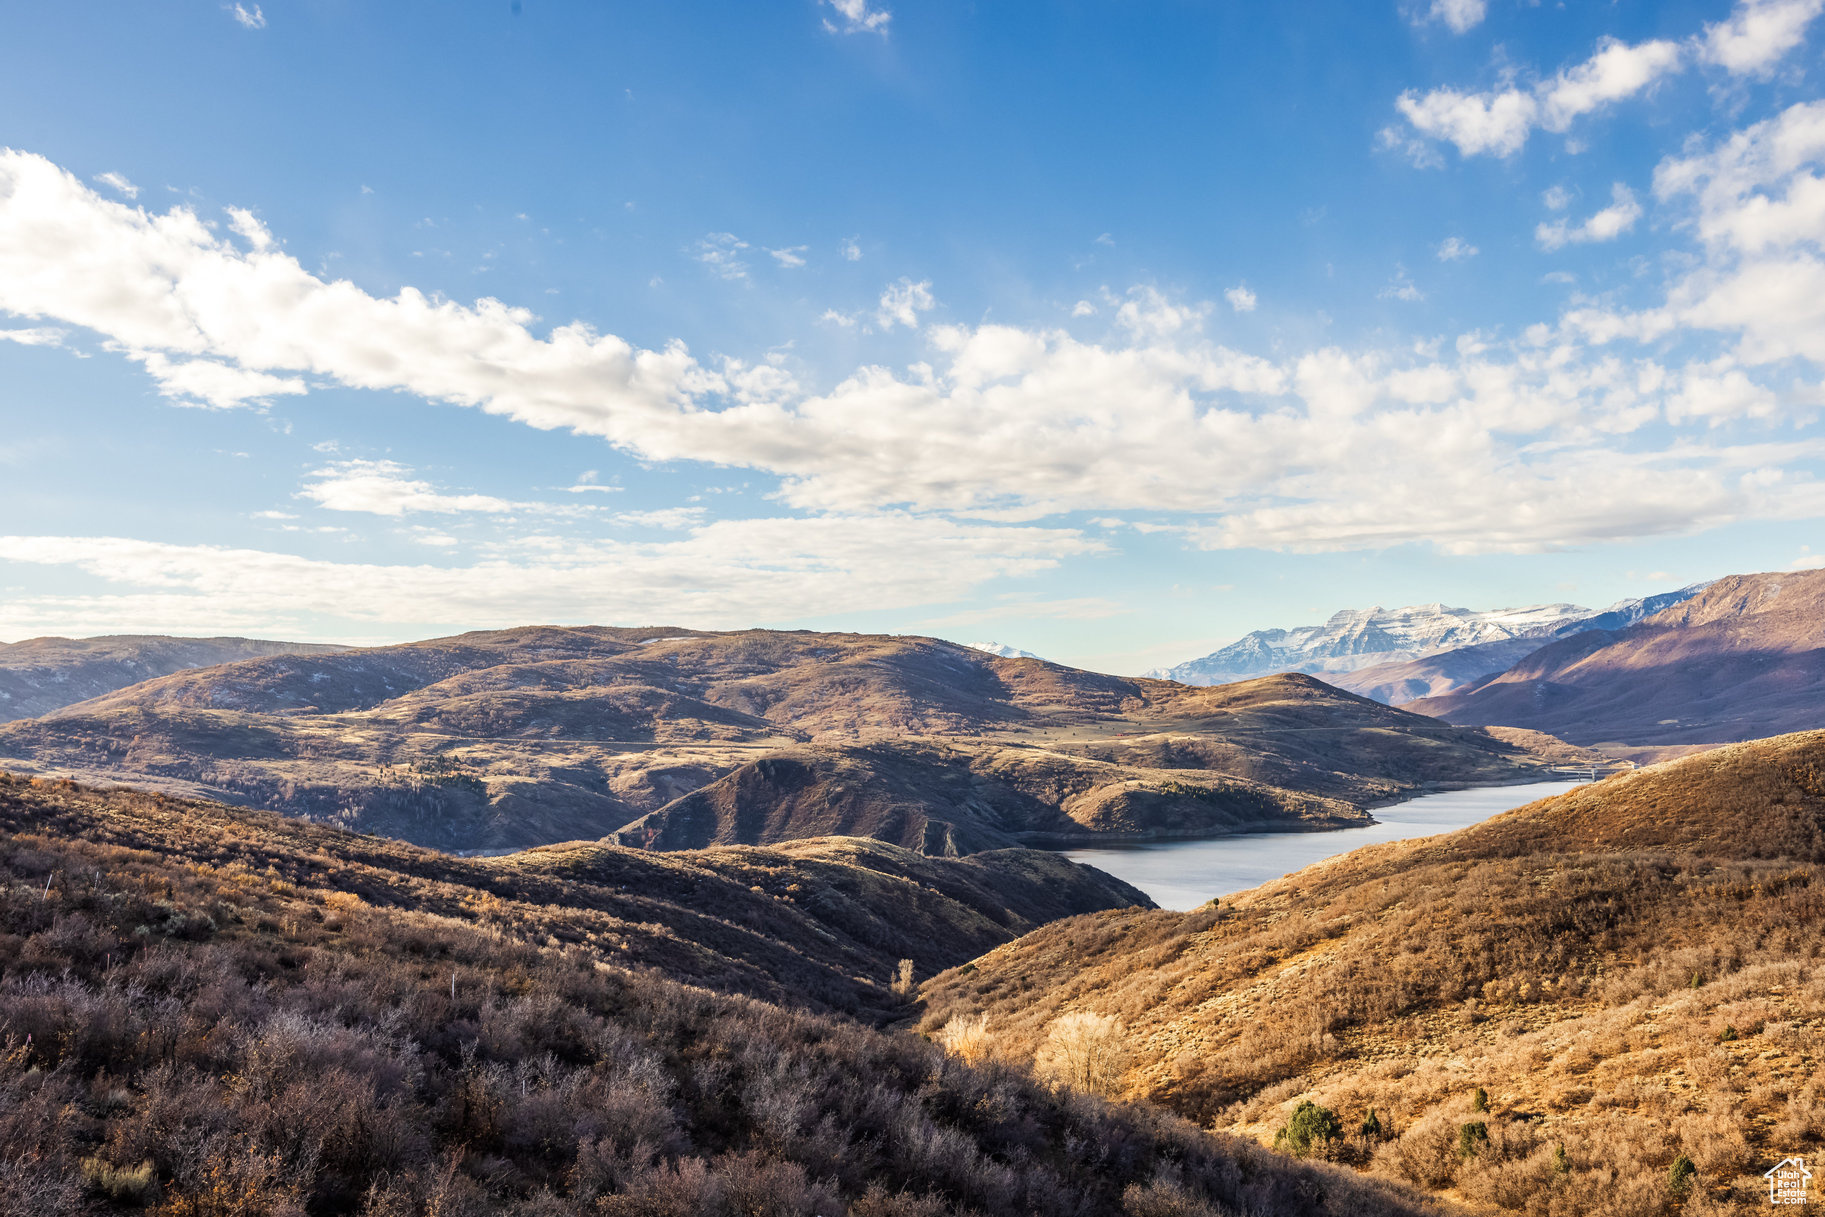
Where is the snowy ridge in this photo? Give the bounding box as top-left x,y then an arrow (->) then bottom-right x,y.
1150,586 -> 1707,687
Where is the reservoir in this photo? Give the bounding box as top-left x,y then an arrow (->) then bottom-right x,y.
1063,779 -> 1587,910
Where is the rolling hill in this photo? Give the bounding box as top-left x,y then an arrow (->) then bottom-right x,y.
0,627 -> 1596,854
0,773 -> 1151,1022
918,732 -> 1825,1213
0,634 -> 343,722
1409,570 -> 1825,749
0,772 -> 1442,1217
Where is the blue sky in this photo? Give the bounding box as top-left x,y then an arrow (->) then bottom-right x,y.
2,0 -> 1824,673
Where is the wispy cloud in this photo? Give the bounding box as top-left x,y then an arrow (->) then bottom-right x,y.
1436,236 -> 1479,261
822,0 -> 890,36
767,245 -> 808,268
695,232 -> 750,281
301,460 -> 539,516
228,3 -> 266,30
92,171 -> 138,199
1224,285 -> 1258,313
1536,183 -> 1642,250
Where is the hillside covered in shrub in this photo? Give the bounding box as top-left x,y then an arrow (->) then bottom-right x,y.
0,774 -> 1441,1217
920,733 -> 1825,1214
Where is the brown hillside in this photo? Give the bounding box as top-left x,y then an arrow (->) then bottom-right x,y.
0,779 -> 1443,1217
0,634 -> 344,723
1408,569 -> 1825,747
920,733 -> 1825,1214
0,628 -> 1594,854
0,774 -> 1149,1022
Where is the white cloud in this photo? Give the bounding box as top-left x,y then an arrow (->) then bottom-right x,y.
1436,236 -> 1479,261
695,232 -> 749,281
1543,185 -> 1573,211
92,172 -> 138,199
0,516 -> 1095,638
300,460 -> 534,516
1071,300 -> 1097,318
819,309 -> 858,328
1391,0 -> 1813,161
0,326 -> 65,347
1377,268 -> 1425,301
839,237 -> 862,262
822,0 -> 890,36
135,351 -> 307,409
767,245 -> 808,268
5,148 -> 1825,558
611,507 -> 707,530
1700,0 -> 1825,75
1223,285 -> 1257,313
1536,183 -> 1643,249
1538,38 -> 1684,133
875,278 -> 934,329
1394,86 -> 1538,158
228,3 -> 266,29
1420,0 -> 1487,34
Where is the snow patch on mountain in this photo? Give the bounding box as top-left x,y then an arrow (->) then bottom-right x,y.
1150,587 -> 1706,687
966,641 -> 1044,661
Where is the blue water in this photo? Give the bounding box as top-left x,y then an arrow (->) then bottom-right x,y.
1063,780 -> 1585,910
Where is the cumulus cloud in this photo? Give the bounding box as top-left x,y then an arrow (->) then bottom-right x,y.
1436,237 -> 1479,261
822,0 -> 890,36
1700,0 -> 1825,75
1391,0 -> 1817,161
875,278 -> 934,329
1536,183 -> 1644,249
839,237 -> 862,261
2,147 -> 1823,558
1223,285 -> 1257,313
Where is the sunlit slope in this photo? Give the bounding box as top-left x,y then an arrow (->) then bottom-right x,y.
920,733 -> 1825,1213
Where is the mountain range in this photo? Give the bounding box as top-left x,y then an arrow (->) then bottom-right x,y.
0,627 -> 1588,854
1152,587 -> 1705,694
1411,569 -> 1825,753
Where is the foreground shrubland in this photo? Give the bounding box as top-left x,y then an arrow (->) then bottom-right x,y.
0,774 -> 1439,1217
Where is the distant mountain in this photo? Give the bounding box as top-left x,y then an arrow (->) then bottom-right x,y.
0,626 -> 1593,854
1334,586 -> 1707,704
967,640 -> 1043,660
1157,586 -> 1706,694
0,634 -> 343,722
1409,570 -> 1825,746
